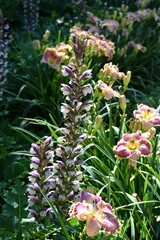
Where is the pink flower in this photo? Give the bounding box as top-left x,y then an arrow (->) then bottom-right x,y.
101,19 -> 119,34
69,190 -> 121,237
41,48 -> 68,70
114,132 -> 151,166
133,104 -> 160,130
97,80 -> 120,100
41,43 -> 71,70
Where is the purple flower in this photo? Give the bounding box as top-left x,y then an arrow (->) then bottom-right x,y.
28,209 -> 38,218
61,65 -> 76,78
23,0 -> 40,31
79,69 -> 92,81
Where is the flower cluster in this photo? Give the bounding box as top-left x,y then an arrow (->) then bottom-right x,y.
135,0 -> 151,8
86,11 -> 101,35
23,0 -> 40,31
70,26 -> 115,59
85,6 -> 160,41
127,9 -> 152,22
114,104 -> 160,166
0,10 -> 9,100
40,37 -> 93,213
98,62 -> 126,83
94,63 -> 130,102
41,43 -> 72,70
69,190 -> 121,237
28,136 -> 56,221
55,42 -> 92,204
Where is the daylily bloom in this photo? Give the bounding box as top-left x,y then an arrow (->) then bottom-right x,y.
114,132 -> 151,166
98,62 -> 126,84
129,41 -> 146,53
101,19 -> 119,34
69,190 -> 121,237
87,35 -> 115,59
133,104 -> 160,130
41,48 -> 68,70
41,43 -> 72,70
97,80 -> 120,100
127,9 -> 152,22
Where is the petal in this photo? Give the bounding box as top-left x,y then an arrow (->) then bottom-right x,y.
149,116 -> 160,126
102,213 -> 121,235
133,110 -> 143,119
114,143 -> 131,158
123,132 -> 141,141
102,202 -> 113,214
139,104 -> 156,113
86,215 -> 101,237
128,151 -> 141,167
139,139 -> 151,156
69,202 -> 91,220
142,120 -> 152,131
79,190 -> 101,204
103,90 -> 113,100
112,90 -> 120,98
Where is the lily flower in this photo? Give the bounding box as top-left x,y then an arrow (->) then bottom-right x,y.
97,80 -> 120,100
133,104 -> 160,130
114,132 -> 151,166
69,190 -> 121,237
41,48 -> 68,70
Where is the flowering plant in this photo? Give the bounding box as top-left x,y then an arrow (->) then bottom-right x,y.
69,190 -> 121,237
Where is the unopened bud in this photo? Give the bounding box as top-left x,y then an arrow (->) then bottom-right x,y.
145,127 -> 156,140
43,29 -> 50,41
113,10 -> 117,19
123,71 -> 131,88
119,95 -> 127,113
94,115 -> 103,130
32,40 -> 41,50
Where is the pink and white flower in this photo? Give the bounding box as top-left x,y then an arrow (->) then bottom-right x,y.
114,132 -> 151,166
133,104 -> 160,130
97,80 -> 120,100
69,190 -> 121,237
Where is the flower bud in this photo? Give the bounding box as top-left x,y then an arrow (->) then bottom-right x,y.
32,40 -> 41,50
123,71 -> 131,88
43,29 -> 50,41
119,95 -> 127,113
94,115 -> 103,130
142,127 -> 156,141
